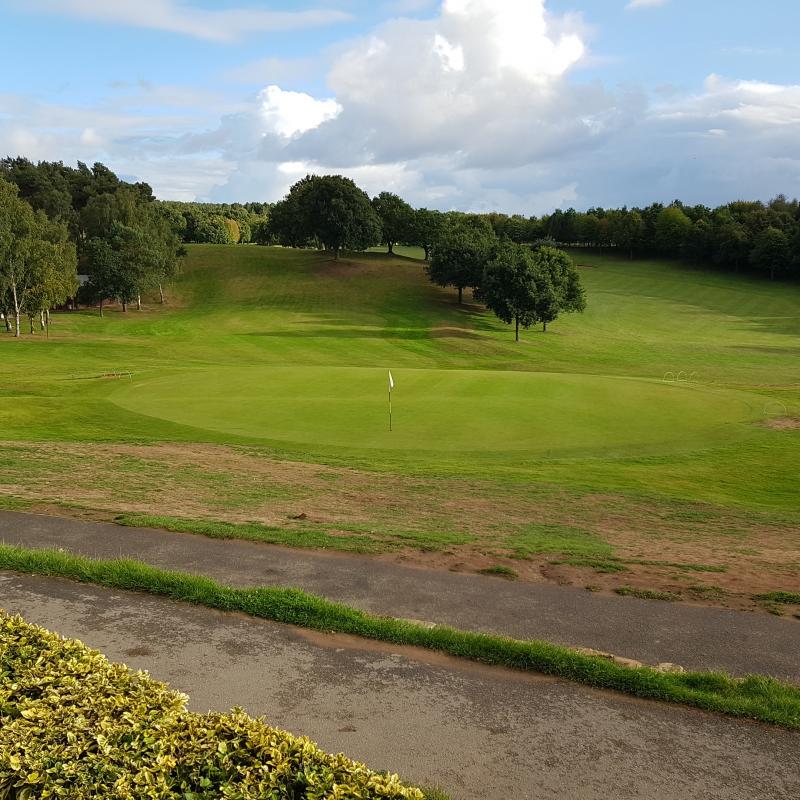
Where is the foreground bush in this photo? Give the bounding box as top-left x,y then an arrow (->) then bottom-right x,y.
0,613 -> 423,799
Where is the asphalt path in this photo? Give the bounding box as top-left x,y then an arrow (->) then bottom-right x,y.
2,572 -> 798,800
1,510 -> 798,681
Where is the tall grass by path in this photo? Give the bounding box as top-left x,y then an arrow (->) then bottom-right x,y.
1,543 -> 798,730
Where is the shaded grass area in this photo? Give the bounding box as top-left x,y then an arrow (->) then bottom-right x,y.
1,544 -> 798,730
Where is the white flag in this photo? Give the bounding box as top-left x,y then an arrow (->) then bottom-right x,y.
388,370 -> 394,391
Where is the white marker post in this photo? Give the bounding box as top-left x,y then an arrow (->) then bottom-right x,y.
388,370 -> 394,432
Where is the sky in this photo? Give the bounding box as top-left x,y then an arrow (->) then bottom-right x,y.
1,0 -> 798,213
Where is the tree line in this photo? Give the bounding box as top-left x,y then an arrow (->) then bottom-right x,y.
0,158 -> 184,334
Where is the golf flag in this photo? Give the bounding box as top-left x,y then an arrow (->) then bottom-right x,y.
388,370 -> 394,391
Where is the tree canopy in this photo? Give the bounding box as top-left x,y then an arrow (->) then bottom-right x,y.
270,175 -> 381,259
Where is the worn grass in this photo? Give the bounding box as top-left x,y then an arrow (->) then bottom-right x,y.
0,544 -> 799,729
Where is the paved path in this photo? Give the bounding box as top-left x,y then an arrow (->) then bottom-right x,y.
2,572 -> 798,800
1,510 -> 798,681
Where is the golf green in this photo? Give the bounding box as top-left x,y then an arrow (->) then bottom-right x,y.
111,367 -> 756,456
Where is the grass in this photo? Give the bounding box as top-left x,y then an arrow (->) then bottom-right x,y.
1,244 -> 799,593
755,592 -> 800,605
507,525 -> 613,559
477,565 -> 518,579
614,587 -> 681,602
0,544 -> 799,730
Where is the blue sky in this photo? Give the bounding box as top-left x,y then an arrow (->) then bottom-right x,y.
1,1 -> 798,212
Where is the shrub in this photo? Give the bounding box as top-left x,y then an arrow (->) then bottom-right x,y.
0,613 -> 423,800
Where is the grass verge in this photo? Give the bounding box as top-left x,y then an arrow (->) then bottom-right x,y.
0,544 -> 798,730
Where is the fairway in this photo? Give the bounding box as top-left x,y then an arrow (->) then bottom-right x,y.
112,367 -> 757,456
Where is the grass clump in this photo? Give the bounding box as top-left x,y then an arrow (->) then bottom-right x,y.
552,557 -> 628,573
755,591 -> 800,605
0,613 -> 424,800
478,565 -> 518,579
614,586 -> 681,602
1,544 -> 799,730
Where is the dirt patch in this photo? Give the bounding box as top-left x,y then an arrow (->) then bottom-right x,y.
763,417 -> 800,431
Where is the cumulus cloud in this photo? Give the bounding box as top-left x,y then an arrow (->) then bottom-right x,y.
21,0 -> 350,42
258,86 -> 342,139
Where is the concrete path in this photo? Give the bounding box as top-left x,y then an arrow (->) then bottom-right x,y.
2,572 -> 798,800
1,510 -> 798,681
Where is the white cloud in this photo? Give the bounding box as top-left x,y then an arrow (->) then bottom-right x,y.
258,86 -> 342,139
626,0 -> 669,10
21,0 -> 351,42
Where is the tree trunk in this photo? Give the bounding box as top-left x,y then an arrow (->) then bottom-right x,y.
2,313 -> 10,333
11,279 -> 20,338
424,245 -> 430,261
159,283 -> 164,304
29,315 -> 34,335
99,299 -> 104,318
136,294 -> 141,311
458,286 -> 463,304
45,309 -> 50,326
388,242 -> 394,255
40,310 -> 45,330
515,317 -> 520,342
122,300 -> 127,312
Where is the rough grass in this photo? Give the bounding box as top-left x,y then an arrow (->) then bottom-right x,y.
614,586 -> 682,602
755,592 -> 800,605
477,565 -> 518,579
1,544 -> 799,730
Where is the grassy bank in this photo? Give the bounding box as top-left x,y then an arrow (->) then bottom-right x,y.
1,543 -> 798,730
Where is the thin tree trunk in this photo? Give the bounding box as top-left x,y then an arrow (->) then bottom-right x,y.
29,315 -> 34,335
11,278 -> 20,338
2,313 -> 10,333
543,321 -> 547,332
136,294 -> 141,311
515,317 -> 520,342
458,286 -> 463,304
388,242 -> 394,255
45,309 -> 50,326
159,283 -> 164,304
99,299 -> 104,318
122,300 -> 127,312
424,245 -> 430,260
40,310 -> 45,330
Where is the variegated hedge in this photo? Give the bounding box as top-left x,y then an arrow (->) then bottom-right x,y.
0,613 -> 423,799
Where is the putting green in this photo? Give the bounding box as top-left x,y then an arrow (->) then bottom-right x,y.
111,367 -> 756,456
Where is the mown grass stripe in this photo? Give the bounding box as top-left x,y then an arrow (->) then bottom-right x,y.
0,543 -> 798,730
